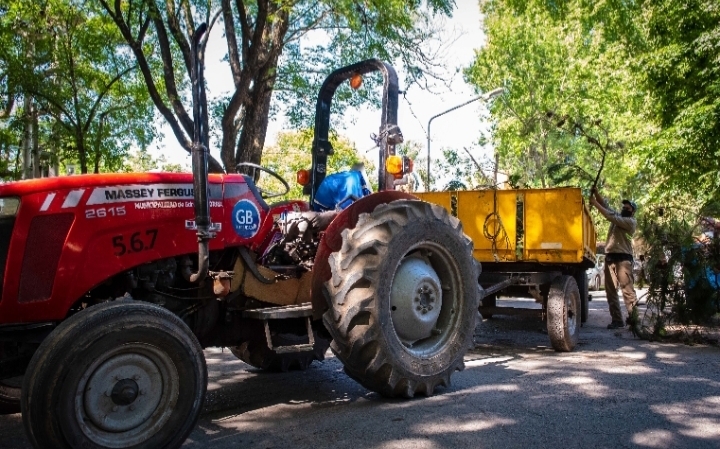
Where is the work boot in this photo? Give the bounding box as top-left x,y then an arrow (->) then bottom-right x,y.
607,321 -> 624,329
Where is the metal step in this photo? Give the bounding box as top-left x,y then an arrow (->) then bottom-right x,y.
243,303 -> 315,353
242,302 -> 313,320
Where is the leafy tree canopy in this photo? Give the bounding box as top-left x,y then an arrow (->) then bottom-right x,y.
466,0 -> 720,213
1,0 -> 156,175
99,0 -> 456,174
465,0 -> 653,203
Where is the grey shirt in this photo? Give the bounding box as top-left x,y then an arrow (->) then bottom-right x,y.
598,197 -> 636,255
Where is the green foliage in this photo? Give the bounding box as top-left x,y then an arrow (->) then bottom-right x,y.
467,0 -> 720,223
0,0 -> 155,175
640,0 -> 720,205
465,0 -> 653,200
259,129 -> 375,202
120,148 -> 187,173
434,147 -> 495,191
100,0 -> 456,172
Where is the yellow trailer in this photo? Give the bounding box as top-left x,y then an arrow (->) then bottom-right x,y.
415,187 -> 597,352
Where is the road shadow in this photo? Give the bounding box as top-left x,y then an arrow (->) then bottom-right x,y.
186,297 -> 720,449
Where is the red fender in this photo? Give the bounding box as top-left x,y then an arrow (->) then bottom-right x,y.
310,191 -> 418,319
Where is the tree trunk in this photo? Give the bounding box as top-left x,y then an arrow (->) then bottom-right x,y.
32,107 -> 40,178
77,135 -> 87,174
22,96 -> 33,179
235,80 -> 274,167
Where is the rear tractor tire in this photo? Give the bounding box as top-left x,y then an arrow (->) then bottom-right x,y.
547,275 -> 580,352
21,301 -> 207,449
323,200 -> 479,398
230,330 -> 330,372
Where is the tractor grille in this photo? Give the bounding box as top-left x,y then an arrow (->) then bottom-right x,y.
0,217 -> 15,303
18,214 -> 75,303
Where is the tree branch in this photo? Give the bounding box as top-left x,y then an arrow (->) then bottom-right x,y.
165,0 -> 193,75
222,0 -> 243,87
82,65 -> 137,135
146,0 -> 194,137
99,0 -> 192,151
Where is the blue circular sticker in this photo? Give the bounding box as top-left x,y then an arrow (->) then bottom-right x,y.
231,199 -> 261,239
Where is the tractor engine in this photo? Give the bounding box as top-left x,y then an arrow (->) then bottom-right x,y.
261,210 -> 337,272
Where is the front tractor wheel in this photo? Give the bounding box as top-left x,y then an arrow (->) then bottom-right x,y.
323,200 -> 479,398
21,301 -> 207,449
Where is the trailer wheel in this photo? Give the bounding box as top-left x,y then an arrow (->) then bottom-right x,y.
323,200 -> 478,398
547,275 -> 580,352
230,331 -> 330,371
21,301 -> 206,449
574,270 -> 589,324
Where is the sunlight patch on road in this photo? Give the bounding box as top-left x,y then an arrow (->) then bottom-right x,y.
667,376 -> 720,388
552,375 -> 610,398
631,429 -> 675,447
650,396 -> 720,439
412,415 -> 516,434
453,383 -> 519,395
373,438 -> 442,449
593,363 -> 657,375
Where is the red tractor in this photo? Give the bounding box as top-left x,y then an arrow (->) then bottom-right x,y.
0,27 -> 479,448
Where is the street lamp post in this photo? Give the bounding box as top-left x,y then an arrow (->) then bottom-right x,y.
425,87 -> 504,190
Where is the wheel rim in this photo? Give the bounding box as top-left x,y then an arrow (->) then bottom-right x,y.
566,288 -> 578,337
390,242 -> 463,358
74,343 -> 180,447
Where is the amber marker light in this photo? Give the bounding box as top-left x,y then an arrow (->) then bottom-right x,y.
350,73 -> 363,90
296,169 -> 310,186
386,155 -> 403,177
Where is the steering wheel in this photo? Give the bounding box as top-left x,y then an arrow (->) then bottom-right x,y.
235,162 -> 290,199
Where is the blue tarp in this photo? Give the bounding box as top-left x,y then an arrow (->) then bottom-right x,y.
313,170 -> 371,211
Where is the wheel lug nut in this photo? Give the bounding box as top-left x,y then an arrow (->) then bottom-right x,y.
422,309 -> 428,314
414,297 -> 420,302
428,305 -> 433,311
416,305 -> 422,311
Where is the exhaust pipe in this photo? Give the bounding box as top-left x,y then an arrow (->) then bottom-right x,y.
190,23 -> 210,283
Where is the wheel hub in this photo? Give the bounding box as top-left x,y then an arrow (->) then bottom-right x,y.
111,378 -> 139,406
82,353 -> 164,433
391,256 -> 442,345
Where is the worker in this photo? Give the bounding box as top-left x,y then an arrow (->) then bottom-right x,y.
590,187 -> 638,329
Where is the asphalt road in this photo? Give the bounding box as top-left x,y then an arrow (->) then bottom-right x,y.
1,291 -> 719,449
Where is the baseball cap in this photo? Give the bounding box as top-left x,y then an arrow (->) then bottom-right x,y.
622,199 -> 637,212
